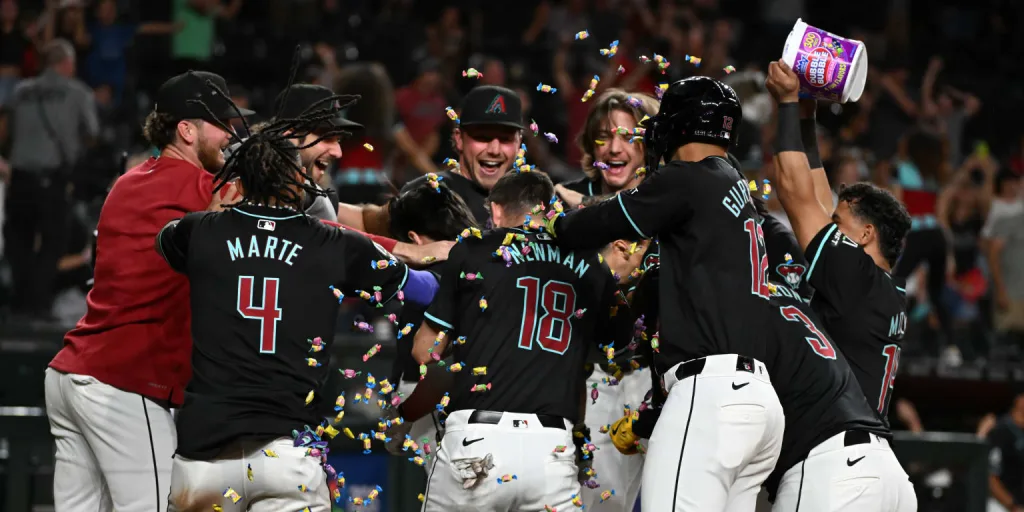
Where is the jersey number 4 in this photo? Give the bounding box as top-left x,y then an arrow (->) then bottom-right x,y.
743,219 -> 770,300
237,276 -> 282,354
516,277 -> 576,355
780,305 -> 836,359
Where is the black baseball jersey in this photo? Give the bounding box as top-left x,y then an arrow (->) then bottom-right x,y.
156,205 -> 408,459
403,171 -> 490,225
391,264 -> 444,384
988,415 -> 1024,505
805,223 -> 907,427
561,175 -> 601,197
762,212 -> 813,298
763,283 -> 890,498
423,228 -> 627,424
553,156 -> 776,373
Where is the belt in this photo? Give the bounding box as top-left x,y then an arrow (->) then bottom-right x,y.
467,410 -> 568,430
844,430 -> 872,447
675,355 -> 756,381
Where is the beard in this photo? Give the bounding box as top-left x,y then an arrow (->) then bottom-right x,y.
197,135 -> 226,173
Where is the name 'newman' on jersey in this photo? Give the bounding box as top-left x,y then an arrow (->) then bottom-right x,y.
504,240 -> 592,279
227,235 -> 303,266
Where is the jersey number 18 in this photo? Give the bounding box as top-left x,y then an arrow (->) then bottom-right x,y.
516,277 -> 577,355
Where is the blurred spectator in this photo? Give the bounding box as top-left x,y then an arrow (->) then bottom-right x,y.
985,172 -> 1024,349
0,0 -> 37,106
81,0 -> 179,102
394,58 -> 445,180
171,0 -> 243,74
333,62 -> 399,204
985,168 -> 1024,240
986,385 -> 1024,512
4,38 -> 97,321
43,0 -> 89,62
920,56 -> 981,169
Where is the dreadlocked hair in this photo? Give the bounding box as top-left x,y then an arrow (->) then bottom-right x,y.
183,50 -> 362,209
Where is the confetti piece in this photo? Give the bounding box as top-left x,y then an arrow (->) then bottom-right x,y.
625,96 -> 642,108
443,158 -> 459,169
306,358 -> 321,367
530,118 -> 539,137
471,383 -> 492,393
784,253 -> 793,264
213,506 -> 223,512
447,362 -> 465,373
397,323 -> 414,339
479,297 -> 488,311
454,335 -> 467,345
553,444 -> 567,453
223,488 -> 241,503
354,321 -> 374,333
419,363 -> 428,381
344,427 -> 355,439
340,369 -> 361,379
594,161 -> 609,171
305,390 -> 315,405
461,271 -> 483,281
422,255 -> 437,263
298,484 -> 308,492
418,493 -> 425,502
247,464 -> 254,482
651,332 -> 660,352
445,106 -> 460,124
329,286 -> 344,303
497,474 -> 518,483
588,75 -> 600,91
575,30 -> 589,40
363,344 -> 382,362
537,83 -> 557,94
635,166 -> 647,178
462,68 -> 483,79
543,132 -> 558,143
545,506 -> 557,512
262,449 -> 278,457
363,143 -> 374,152
572,494 -> 584,507
594,138 -> 605,145
724,65 -> 736,74
308,337 -> 324,353
437,392 -> 451,411
617,65 -> 626,75
600,39 -> 619,58
600,489 -> 617,503
472,366 -> 487,375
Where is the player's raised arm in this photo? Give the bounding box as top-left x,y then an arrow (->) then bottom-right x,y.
765,59 -> 832,252
333,229 -> 438,307
799,99 -> 836,215
154,212 -> 207,273
551,168 -> 687,251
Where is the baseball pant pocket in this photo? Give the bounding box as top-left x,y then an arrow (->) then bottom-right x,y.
829,476 -> 883,511
716,403 -> 767,469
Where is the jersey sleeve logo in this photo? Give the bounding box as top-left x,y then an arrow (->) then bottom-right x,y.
776,263 -> 806,289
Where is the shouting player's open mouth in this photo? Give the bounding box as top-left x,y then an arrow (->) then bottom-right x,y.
603,160 -> 630,178
477,159 -> 505,177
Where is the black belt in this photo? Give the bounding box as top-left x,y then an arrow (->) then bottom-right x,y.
674,355 -> 756,381
844,430 -> 872,447
467,410 -> 568,430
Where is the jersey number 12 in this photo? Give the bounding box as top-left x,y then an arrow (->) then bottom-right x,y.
743,218 -> 770,300
237,276 -> 282,354
516,277 -> 576,355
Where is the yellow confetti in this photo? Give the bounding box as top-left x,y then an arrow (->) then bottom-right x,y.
223,488 -> 241,503
247,464 -> 254,482
262,449 -> 278,457
344,427 -> 355,439
363,143 -> 374,152
418,493 -> 426,502
213,506 -> 223,512
304,390 -> 315,405
324,424 -> 340,439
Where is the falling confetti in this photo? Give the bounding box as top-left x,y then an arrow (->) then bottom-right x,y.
617,65 -> 626,75
363,143 -> 374,152
543,132 -> 559,143
724,65 -> 736,74
223,488 -> 241,504
530,118 -> 539,137
305,390 -> 315,405
537,83 -> 557,94
574,30 -> 589,40
363,344 -> 382,362
462,68 -> 483,79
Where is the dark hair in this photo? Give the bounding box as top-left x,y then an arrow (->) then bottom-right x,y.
389,178 -> 478,242
837,183 -> 911,267
487,171 -> 555,217
995,169 -> 1021,196
189,56 -> 360,207
142,110 -> 180,149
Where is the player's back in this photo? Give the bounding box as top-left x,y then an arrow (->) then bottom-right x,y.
805,223 -> 908,426
161,205 -> 408,458
428,229 -> 623,424
762,282 -> 889,497
650,157 -> 776,371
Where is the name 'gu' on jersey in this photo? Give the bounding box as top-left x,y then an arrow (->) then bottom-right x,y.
156,205 -> 409,459
422,228 -> 628,424
552,156 -> 778,373
804,222 -> 908,428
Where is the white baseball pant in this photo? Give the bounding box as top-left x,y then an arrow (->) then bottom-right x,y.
583,365 -> 651,512
397,379 -> 442,474
641,354 -> 784,512
44,368 -> 177,512
771,431 -> 917,511
167,437 -> 331,511
422,409 -> 582,512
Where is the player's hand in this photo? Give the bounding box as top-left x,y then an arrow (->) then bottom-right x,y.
208,181 -> 242,212
608,414 -> 640,455
554,184 -> 584,209
393,240 -> 456,268
630,405 -> 661,439
765,59 -> 800,104
798,98 -> 817,120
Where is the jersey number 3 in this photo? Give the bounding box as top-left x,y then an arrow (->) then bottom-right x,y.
237,276 -> 282,354
516,277 -> 576,355
743,219 -> 770,300
780,305 -> 836,359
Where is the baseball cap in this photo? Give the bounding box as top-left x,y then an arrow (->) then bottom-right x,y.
457,85 -> 524,129
274,84 -> 363,130
154,71 -> 255,123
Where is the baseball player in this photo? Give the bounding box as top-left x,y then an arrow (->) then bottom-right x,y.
766,60 -> 916,510
44,71 -> 251,512
341,85 -> 526,230
156,100 -> 441,511
384,177 -> 479,472
546,76 -> 785,511
409,171 -> 629,511
556,89 -> 660,204
766,60 -> 913,427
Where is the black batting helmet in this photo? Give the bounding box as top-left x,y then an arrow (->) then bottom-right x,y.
643,76 -> 742,171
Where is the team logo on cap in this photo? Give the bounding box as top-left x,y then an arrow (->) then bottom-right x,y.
486,94 -> 506,114
776,263 -> 806,289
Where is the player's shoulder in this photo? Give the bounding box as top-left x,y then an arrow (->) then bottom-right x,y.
561,175 -> 597,196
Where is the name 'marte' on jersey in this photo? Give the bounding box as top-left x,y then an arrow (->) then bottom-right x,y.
422,228 -> 629,424
804,222 -> 908,428
762,282 -> 890,498
155,205 -> 409,459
